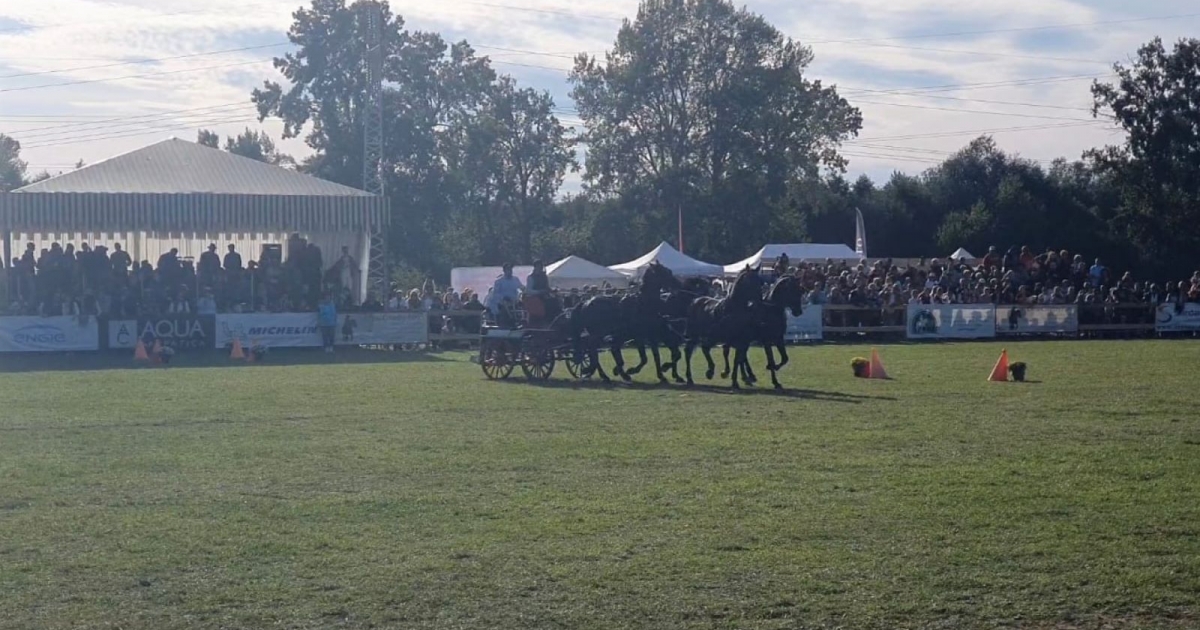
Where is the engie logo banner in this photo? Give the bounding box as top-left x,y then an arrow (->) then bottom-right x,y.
907,304 -> 996,339
1156,303 -> 1200,332
0,316 -> 100,352
784,305 -> 823,341
996,306 -> 1078,334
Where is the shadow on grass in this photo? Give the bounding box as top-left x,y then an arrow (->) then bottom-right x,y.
492,376 -> 892,403
0,348 -> 453,373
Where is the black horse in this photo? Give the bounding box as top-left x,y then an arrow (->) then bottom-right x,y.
683,266 -> 765,389
568,261 -> 682,383
653,277 -> 713,383
722,274 -> 808,389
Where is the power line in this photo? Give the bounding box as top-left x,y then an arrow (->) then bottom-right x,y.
818,41 -> 1118,66
840,86 -> 1096,113
846,121 -> 1107,143
804,11 -> 1200,45
6,102 -> 253,137
22,114 -> 262,150
0,43 -> 290,80
850,98 -> 1097,122
0,58 -> 274,94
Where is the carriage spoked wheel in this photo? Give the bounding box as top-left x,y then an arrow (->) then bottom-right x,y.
520,346 -> 556,381
563,351 -> 594,379
480,340 -> 515,380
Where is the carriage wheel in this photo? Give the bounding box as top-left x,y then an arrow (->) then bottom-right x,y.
521,347 -> 556,381
480,341 -> 514,380
564,351 -> 593,379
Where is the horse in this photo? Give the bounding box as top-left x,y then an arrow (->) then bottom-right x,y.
683,266 -> 765,389
721,274 -> 808,389
653,277 -> 713,383
568,261 -> 682,383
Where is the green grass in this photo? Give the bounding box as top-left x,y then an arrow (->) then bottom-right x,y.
1,341 -> 1199,629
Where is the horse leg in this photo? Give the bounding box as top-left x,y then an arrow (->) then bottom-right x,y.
765,345 -> 782,390
730,344 -> 743,390
649,342 -> 668,384
612,341 -> 632,381
684,339 -> 696,386
625,342 -> 647,377
702,343 -> 716,380
741,344 -> 757,385
720,344 -> 732,379
590,346 -> 610,383
667,343 -> 685,384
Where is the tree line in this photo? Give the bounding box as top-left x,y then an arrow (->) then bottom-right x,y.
2,0 -> 1197,281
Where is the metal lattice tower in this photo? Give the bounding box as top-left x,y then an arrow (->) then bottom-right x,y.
362,2 -> 388,300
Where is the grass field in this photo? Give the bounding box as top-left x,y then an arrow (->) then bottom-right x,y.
1,340 -> 1198,629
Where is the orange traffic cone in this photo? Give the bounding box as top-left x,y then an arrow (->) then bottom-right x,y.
133,340 -> 150,362
989,349 -> 1009,382
868,347 -> 889,380
230,338 -> 246,360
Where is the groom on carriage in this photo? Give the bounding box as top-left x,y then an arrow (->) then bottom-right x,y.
485,260 -> 561,330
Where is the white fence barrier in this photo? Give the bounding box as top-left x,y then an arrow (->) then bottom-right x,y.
0,316 -> 100,352
216,312 -> 429,348
785,305 -> 823,341
907,304 -> 996,339
995,306 -> 1079,334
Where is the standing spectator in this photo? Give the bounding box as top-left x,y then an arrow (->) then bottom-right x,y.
1089,258 -> 1107,288
223,244 -> 243,272
317,293 -> 337,354
110,243 -> 131,279
335,246 -> 358,303
198,244 -> 221,286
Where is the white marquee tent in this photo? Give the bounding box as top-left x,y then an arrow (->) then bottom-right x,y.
723,243 -> 859,275
546,256 -> 629,290
609,241 -> 724,278
949,247 -> 977,261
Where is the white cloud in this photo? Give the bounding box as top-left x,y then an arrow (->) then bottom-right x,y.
0,0 -> 1195,178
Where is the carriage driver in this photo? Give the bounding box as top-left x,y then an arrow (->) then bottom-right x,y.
524,260 -> 551,326
487,263 -> 524,326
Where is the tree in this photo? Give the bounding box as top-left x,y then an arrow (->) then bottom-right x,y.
225,128 -> 293,166
252,0 -> 572,273
570,0 -> 861,262
197,129 -> 220,148
1090,37 -> 1200,273
1,134 -> 27,192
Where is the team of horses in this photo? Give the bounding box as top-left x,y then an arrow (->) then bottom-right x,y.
547,262 -> 806,389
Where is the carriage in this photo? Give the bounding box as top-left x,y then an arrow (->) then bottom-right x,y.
478,295 -> 592,381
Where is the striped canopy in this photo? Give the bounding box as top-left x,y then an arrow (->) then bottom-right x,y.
0,139 -> 387,233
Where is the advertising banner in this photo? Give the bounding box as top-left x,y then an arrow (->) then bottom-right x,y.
995,306 -> 1079,334
0,316 -> 100,352
784,305 -> 823,341
336,312 -> 428,345
907,304 -> 996,339
216,313 -> 321,348
109,320 -> 138,349
135,316 -> 215,350
1156,303 -> 1200,332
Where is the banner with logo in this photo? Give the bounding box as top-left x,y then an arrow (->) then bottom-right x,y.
336,312 -> 428,345
1156,303 -> 1200,332
138,316 -> 215,350
907,304 -> 996,339
216,313 -> 321,348
785,305 -> 823,341
109,320 -> 138,349
0,316 -> 100,352
995,306 -> 1079,334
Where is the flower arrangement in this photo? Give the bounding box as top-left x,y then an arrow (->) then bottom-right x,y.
1008,361 -> 1027,382
851,357 -> 870,378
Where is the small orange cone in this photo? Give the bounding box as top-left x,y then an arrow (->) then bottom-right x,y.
133,340 -> 150,362
989,349 -> 1009,382
868,347 -> 889,380
230,338 -> 245,360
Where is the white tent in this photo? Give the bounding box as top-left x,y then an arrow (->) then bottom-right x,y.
450,265 -> 533,299
723,243 -> 859,275
609,241 -> 724,278
546,256 -> 629,290
949,247 -> 976,261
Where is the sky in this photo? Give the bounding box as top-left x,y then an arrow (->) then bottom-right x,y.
1,0 -> 1198,192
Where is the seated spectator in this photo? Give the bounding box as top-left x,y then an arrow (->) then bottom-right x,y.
197,289 -> 218,316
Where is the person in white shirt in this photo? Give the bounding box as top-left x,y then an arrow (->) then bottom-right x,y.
486,263 -> 524,317
197,289 -> 218,316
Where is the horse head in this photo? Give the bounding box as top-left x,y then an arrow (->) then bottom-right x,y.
731,265 -> 766,308
641,261 -> 681,295
769,275 -> 807,317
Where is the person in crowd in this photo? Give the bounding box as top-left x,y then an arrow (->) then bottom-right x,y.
198,244 -> 221,284
110,242 -> 131,278
526,260 -> 550,296
167,290 -> 191,314
197,288 -> 218,316
317,292 -> 338,354
360,293 -> 384,312
335,246 -> 357,302
224,244 -> 243,272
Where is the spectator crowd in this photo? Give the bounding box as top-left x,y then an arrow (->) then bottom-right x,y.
4,235 -> 363,318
